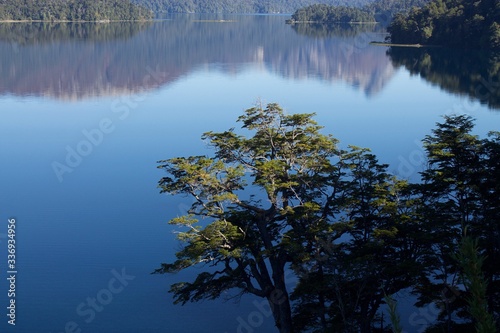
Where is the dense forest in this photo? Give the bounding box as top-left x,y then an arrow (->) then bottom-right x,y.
137,0 -> 430,15
287,0 -> 429,24
288,4 -> 376,23
0,0 -> 153,21
0,0 -> 432,17
387,0 -> 500,49
130,0 -> 375,14
156,105 -> 500,332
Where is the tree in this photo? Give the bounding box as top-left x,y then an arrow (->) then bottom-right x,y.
155,103 -> 340,332
291,146 -> 422,332
386,0 -> 500,49
413,115 -> 484,331
413,115 -> 500,332
453,236 -> 496,333
155,103 -> 426,332
0,0 -> 153,22
477,131 -> 500,321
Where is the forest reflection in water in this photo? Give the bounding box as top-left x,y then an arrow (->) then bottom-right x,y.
0,17 -> 498,110
388,47 -> 500,110
0,17 -> 395,100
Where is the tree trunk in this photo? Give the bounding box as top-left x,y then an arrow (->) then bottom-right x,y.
267,285 -> 293,333
266,260 -> 293,333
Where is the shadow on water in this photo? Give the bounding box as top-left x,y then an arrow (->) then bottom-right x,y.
387,47 -> 500,110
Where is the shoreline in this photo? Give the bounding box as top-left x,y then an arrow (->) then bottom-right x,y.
286,20 -> 378,24
0,19 -> 154,23
370,41 -> 442,48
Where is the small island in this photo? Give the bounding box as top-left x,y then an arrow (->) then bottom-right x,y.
286,4 -> 376,24
386,0 -> 500,50
0,0 -> 153,22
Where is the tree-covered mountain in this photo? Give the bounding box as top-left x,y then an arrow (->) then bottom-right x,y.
132,0 -> 429,14
0,0 -> 153,21
387,0 -> 500,49
287,0 -> 430,25
364,0 -> 430,21
130,0 -> 376,14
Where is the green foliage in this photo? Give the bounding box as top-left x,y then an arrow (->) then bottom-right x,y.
155,104 -> 500,332
0,0 -> 153,21
131,0 -> 374,14
412,115 -> 500,331
387,0 -> 500,49
289,4 -> 376,23
365,0 -> 431,23
453,236 -> 496,333
384,293 -> 403,333
156,103 -> 342,332
287,0 -> 430,25
156,102 -> 425,332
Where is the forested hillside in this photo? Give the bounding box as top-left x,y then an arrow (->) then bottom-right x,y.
0,0 -> 153,21
387,0 -> 500,49
287,0 -> 429,24
289,4 -> 376,23
0,0 -> 431,17
130,0 -> 429,16
131,0 -> 376,14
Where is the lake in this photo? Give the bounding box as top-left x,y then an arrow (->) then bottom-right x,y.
0,14 -> 499,333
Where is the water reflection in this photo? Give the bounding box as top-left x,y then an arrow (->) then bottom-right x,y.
286,23 -> 393,95
388,47 -> 500,110
0,16 -> 396,100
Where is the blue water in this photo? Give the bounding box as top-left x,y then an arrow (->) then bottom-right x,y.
0,15 -> 499,333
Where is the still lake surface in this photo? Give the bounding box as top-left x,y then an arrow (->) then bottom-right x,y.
0,14 -> 499,332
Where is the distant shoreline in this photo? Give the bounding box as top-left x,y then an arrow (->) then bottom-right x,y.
286,20 -> 378,24
191,19 -> 237,23
0,19 -> 153,23
370,41 -> 442,48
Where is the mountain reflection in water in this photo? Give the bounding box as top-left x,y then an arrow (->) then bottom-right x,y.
0,16 -> 396,100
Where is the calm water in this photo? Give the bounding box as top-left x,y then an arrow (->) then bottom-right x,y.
0,15 -> 499,333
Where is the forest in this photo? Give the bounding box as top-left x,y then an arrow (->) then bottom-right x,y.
0,0 -> 432,17
130,0 -> 374,14
287,0 -> 429,24
288,4 -> 376,23
387,0 -> 500,49
131,0 -> 430,15
156,104 -> 500,332
0,0 -> 153,21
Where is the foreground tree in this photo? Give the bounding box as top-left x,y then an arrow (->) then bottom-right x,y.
155,103 -> 341,332
414,115 -> 500,332
155,106 -> 500,332
291,146 -> 423,332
